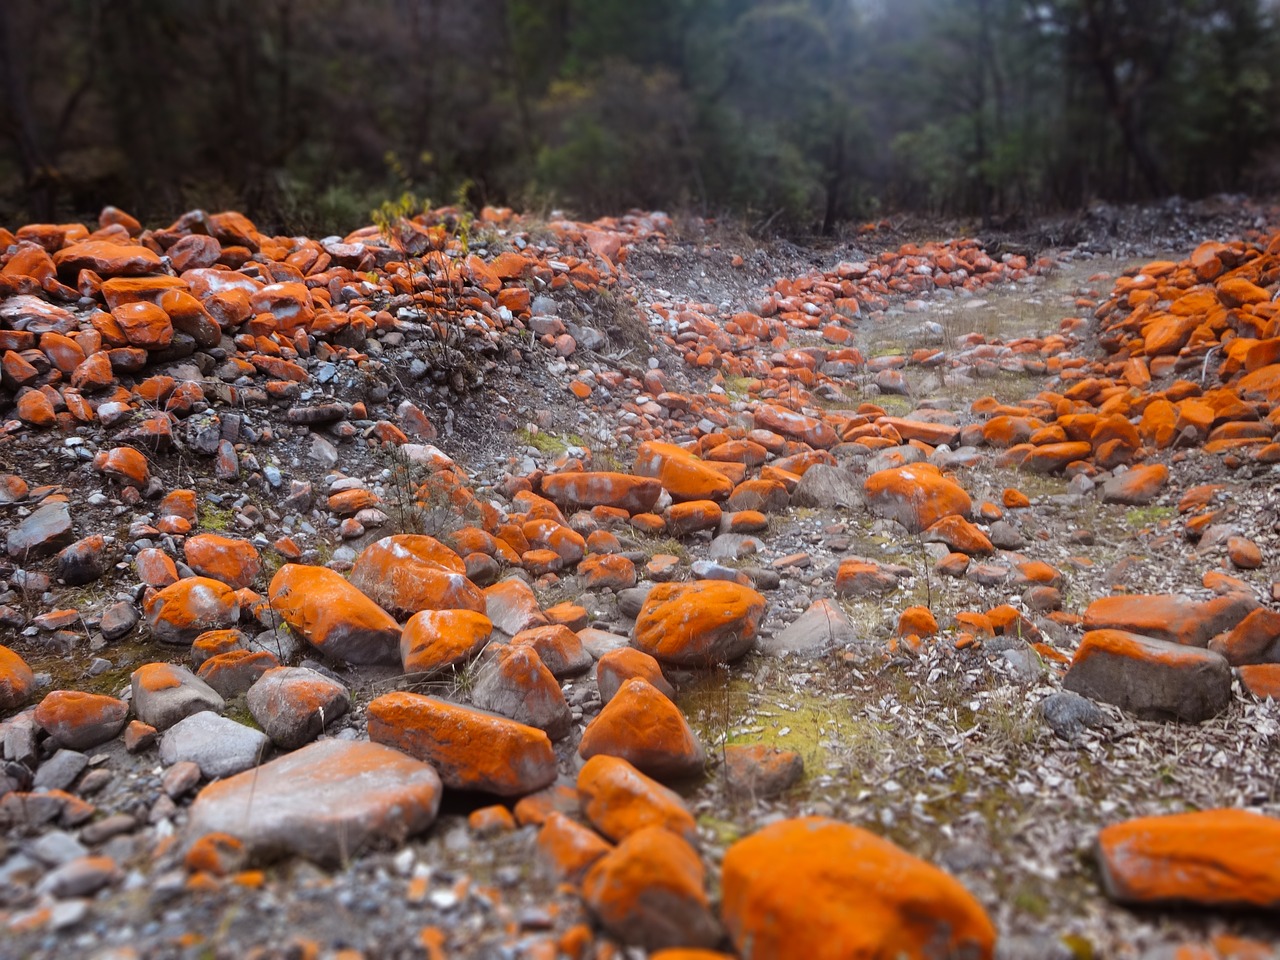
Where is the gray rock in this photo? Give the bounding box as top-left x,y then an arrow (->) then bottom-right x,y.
100,601 -> 140,641
184,739 -> 442,867
28,830 -> 88,866
32,749 -> 88,791
470,646 -> 572,740
616,586 -> 654,620
131,663 -> 225,731
246,666 -> 351,750
999,647 -> 1045,683
1063,631 -> 1232,722
36,855 -> 119,898
7,501 -> 73,559
708,534 -> 763,561
987,520 -> 1025,550
790,464 -> 863,509
578,627 -> 631,659
1039,691 -> 1106,740
159,711 -> 269,778
690,560 -> 752,585
761,599 -> 858,656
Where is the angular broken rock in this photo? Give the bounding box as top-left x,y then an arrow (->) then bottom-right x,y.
7,500 -> 73,559
578,678 -> 705,781
789,464 -> 864,509
1063,630 -> 1232,722
470,645 -> 572,741
185,739 -> 442,866
246,666 -> 351,750
1082,593 -> 1255,648
131,662 -> 225,731
159,711 -> 269,779
367,692 -> 557,796
760,598 -> 858,656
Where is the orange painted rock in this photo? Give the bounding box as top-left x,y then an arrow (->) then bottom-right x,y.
185,739 -> 441,866
367,691 -> 557,796
596,647 -> 673,703
582,826 -> 722,951
633,581 -> 765,667
183,534 -> 261,590
1100,464 -> 1169,505
34,690 -> 129,749
665,500 -> 723,537
1083,593 -> 1255,647
721,817 -> 995,960
1063,630 -> 1232,722
577,553 -> 638,591
484,577 -> 548,635
1208,608 -> 1280,666
579,678 -> 705,781
723,744 -> 804,798
130,661 -> 225,730
246,666 -> 351,749
348,534 -> 482,620
863,463 -> 971,533
112,300 -> 174,349
753,405 -> 839,448
269,564 -> 400,665
470,644 -> 572,740
922,515 -> 993,555
93,446 -> 150,487
53,240 -> 162,277
1097,809 -> 1280,908
0,644 -> 35,712
144,576 -> 241,645
536,811 -> 613,884
578,755 -> 697,844
509,624 -> 593,678
401,609 -> 493,675
634,441 -> 734,502
1239,663 -> 1280,700
540,472 -> 662,516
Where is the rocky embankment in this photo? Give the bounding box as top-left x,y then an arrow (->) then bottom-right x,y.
1,201 -> 1279,959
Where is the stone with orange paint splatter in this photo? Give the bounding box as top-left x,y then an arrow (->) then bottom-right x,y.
246,666 -> 351,749
577,755 -> 697,844
185,739 -> 441,866
368,691 -> 556,796
0,644 -> 35,712
863,463 -> 971,533
536,811 -> 612,884
1083,593 -> 1255,648
633,581 -> 765,667
579,678 -> 705,781
400,609 -> 493,675
131,662 -> 225,730
596,647 -> 673,703
582,826 -> 722,951
144,576 -> 241,645
540,471 -> 662,516
1064,629 -> 1232,722
183,533 -> 262,590
269,564 -> 400,665
721,817 -> 995,960
348,534 -> 483,620
509,624 -> 593,678
1097,809 -> 1280,908
34,690 -> 129,749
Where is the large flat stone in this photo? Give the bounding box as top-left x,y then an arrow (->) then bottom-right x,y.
185,739 -> 442,865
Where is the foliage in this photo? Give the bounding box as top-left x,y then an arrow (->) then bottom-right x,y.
1,0 -> 1277,232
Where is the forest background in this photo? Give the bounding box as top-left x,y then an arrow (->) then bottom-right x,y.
2,0 -> 1278,236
